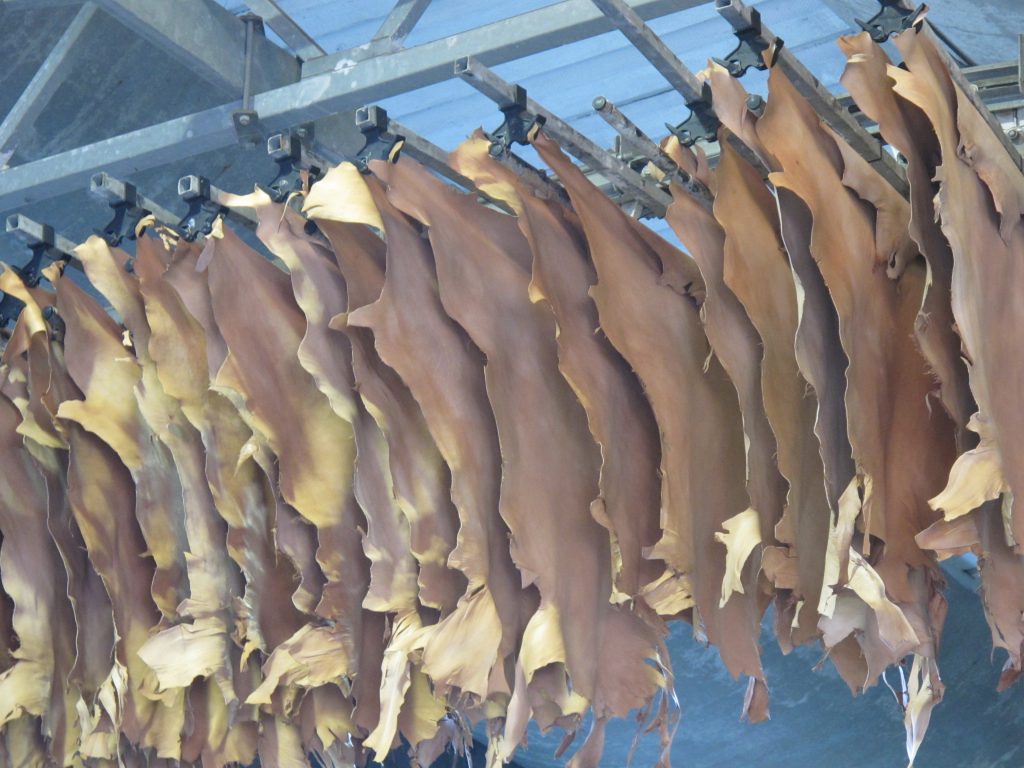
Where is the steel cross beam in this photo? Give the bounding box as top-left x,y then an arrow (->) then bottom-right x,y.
372,0 -> 433,45
591,0 -> 770,178
0,0 -> 703,212
242,0 -> 325,61
5,213 -> 79,261
0,3 -> 102,164
91,0 -> 299,94
303,0 -> 703,76
590,0 -> 704,102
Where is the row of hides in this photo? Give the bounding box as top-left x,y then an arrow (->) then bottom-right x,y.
0,22 -> 1021,768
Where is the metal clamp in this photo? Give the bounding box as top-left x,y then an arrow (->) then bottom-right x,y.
354,106 -> 406,172
712,7 -> 777,77
1,214 -> 73,327
855,0 -> 926,43
485,84 -> 545,158
177,175 -> 227,241
261,130 -> 324,203
90,174 -> 153,247
666,85 -> 721,147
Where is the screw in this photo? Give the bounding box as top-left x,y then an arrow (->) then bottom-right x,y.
592,96 -> 608,111
1008,127 -> 1021,143
238,114 -> 251,126
746,94 -> 765,112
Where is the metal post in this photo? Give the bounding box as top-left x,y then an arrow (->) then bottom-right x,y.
234,12 -> 263,147
1017,33 -> 1023,96
243,0 -> 324,61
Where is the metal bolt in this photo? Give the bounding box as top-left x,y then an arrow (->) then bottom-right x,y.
592,96 -> 608,111
238,114 -> 252,126
1008,127 -> 1021,143
746,94 -> 765,112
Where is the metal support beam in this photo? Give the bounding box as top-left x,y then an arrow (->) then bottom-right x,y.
89,172 -> 182,228
455,56 -> 672,216
1,0 -> 81,9
591,0 -> 769,178
716,0 -> 908,196
372,0 -> 432,45
593,96 -> 675,176
0,3 -> 101,164
303,0 -> 705,78
243,0 -> 325,61
0,0 -> 702,211
589,0 -> 704,102
6,213 -> 78,260
1019,33 -> 1024,96
92,0 -> 299,94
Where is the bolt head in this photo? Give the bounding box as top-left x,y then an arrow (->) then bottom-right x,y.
238,114 -> 252,126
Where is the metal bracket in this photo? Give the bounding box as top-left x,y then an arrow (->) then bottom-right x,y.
261,130 -> 324,203
90,172 -> 183,250
177,175 -> 227,241
91,175 -> 152,247
354,106 -> 406,173
233,12 -> 266,149
486,84 -> 546,158
666,85 -> 721,146
1,214 -> 71,327
712,7 -> 776,77
855,0 -> 926,43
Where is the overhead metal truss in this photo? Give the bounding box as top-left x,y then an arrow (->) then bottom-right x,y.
0,0 -> 1020,218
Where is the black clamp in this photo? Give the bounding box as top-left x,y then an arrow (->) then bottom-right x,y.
95,180 -> 152,248
0,222 -> 65,328
713,8 -> 779,77
666,84 -> 721,147
855,0 -> 926,43
177,175 -> 226,241
485,84 -> 545,158
354,106 -> 406,173
260,131 -> 324,203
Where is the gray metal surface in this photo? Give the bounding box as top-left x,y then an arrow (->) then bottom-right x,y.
0,2 -> 99,162
0,0 -> 710,213
373,0 -> 434,44
301,0 -> 705,78
92,0 -> 299,93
